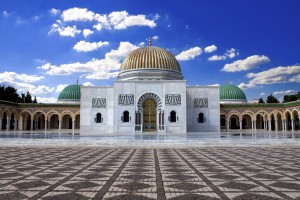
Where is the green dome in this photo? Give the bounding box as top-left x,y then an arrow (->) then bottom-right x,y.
58,84 -> 81,102
220,84 -> 247,102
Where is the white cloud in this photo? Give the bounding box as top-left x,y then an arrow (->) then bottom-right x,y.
204,45 -> 217,53
152,35 -> 159,40
82,82 -> 94,86
260,92 -> 266,96
239,65 -> 300,90
73,41 -> 109,52
208,48 -> 239,61
36,96 -> 57,103
2,11 -> 10,17
208,55 -> 227,61
38,41 -> 138,79
207,83 -> 220,86
222,55 -> 270,72
56,84 -> 68,92
273,90 -> 297,96
50,8 -> 60,15
60,8 -> 157,31
175,46 -> 202,61
62,7 -> 95,21
0,71 -> 44,83
49,22 -> 81,37
83,29 -> 94,37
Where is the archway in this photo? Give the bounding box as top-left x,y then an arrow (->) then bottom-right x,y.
75,114 -> 80,129
20,111 -> 32,130
277,113 -> 283,131
292,110 -> 299,130
33,112 -> 46,130
285,111 -> 292,131
270,113 -> 276,131
256,114 -> 264,129
242,114 -> 252,129
49,114 -> 59,129
142,98 -> 157,132
2,112 -> 7,130
229,114 -> 240,129
62,114 -> 72,129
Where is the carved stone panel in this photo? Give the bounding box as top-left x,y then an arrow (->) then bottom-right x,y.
118,94 -> 134,105
92,98 -> 106,108
194,98 -> 208,108
165,94 -> 181,105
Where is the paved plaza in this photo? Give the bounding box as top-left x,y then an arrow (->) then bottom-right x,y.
0,147 -> 300,199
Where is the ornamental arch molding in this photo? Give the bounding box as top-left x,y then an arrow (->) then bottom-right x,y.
137,92 -> 162,111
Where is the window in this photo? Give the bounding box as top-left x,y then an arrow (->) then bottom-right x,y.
170,111 -> 177,122
122,111 -> 130,122
198,113 -> 204,123
96,113 -> 102,123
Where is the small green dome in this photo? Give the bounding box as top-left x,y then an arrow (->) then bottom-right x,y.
220,84 -> 247,102
58,84 -> 81,102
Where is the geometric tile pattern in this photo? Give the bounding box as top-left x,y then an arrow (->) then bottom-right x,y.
0,147 -> 300,199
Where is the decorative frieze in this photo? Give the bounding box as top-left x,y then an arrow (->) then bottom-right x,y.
194,98 -> 208,108
165,94 -> 181,105
118,94 -> 134,105
92,98 -> 106,108
137,93 -> 162,110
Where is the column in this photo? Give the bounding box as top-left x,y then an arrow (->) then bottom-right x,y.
44,120 -> 47,131
282,120 -> 285,131
251,120 -> 254,129
291,119 -> 294,131
239,120 -> 242,130
14,119 -> 17,130
30,119 -> 33,131
72,120 -> 75,131
0,117 -> 2,131
6,118 -> 10,131
268,120 -> 272,131
275,120 -> 278,131
226,120 -> 229,131
48,121 -> 50,129
254,120 -> 257,130
59,119 -> 62,131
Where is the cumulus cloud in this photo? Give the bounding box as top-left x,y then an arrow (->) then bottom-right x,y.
38,41 -> 138,79
36,96 -> 57,103
73,41 -> 109,52
59,8 -> 157,31
82,82 -> 94,86
273,90 -> 297,96
221,55 -> 270,72
49,21 -> 81,37
0,71 -> 44,83
83,29 -> 94,37
50,8 -> 60,15
175,46 -> 202,61
152,35 -> 159,40
56,84 -> 68,92
260,92 -> 266,96
208,48 -> 239,61
239,65 -> 300,90
207,83 -> 220,86
204,45 -> 217,53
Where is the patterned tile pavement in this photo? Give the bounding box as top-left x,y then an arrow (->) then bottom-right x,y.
0,147 -> 300,199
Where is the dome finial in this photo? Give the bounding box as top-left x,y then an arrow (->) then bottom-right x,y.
76,78 -> 79,84
148,38 -> 152,46
226,80 -> 229,85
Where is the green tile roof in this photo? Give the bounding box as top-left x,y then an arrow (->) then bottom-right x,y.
220,84 -> 247,101
58,84 -> 81,101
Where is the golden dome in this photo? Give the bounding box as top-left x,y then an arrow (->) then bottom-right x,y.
118,45 -> 183,80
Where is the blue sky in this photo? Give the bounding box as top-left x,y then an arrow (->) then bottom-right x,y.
0,0 -> 300,103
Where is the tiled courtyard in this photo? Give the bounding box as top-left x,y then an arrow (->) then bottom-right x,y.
0,147 -> 300,199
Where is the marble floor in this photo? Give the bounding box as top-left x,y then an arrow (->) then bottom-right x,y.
0,147 -> 300,199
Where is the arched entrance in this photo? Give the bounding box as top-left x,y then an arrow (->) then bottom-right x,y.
136,92 -> 163,133
142,98 -> 157,132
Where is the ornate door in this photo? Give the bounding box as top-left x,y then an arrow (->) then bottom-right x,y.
142,98 -> 157,132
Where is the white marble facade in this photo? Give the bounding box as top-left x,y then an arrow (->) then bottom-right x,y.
80,80 -> 220,134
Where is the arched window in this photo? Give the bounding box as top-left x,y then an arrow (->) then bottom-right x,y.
170,111 -> 177,122
122,111 -> 130,122
96,113 -> 102,123
198,113 -> 204,123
